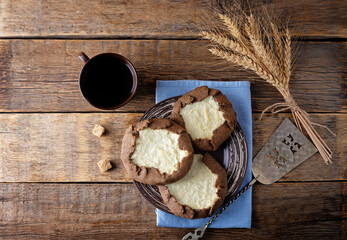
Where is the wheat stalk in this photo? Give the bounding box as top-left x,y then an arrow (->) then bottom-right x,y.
201,10 -> 334,164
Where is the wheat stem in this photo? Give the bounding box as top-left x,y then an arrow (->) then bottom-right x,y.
292,110 -> 302,132
295,112 -> 332,164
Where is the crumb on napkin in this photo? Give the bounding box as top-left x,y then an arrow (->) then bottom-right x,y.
93,124 -> 105,137
98,159 -> 113,172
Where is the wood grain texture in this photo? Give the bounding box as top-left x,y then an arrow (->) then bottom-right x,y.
0,0 -> 346,38
0,0 -> 344,238
0,40 -> 345,113
0,182 -> 345,239
0,113 -> 345,182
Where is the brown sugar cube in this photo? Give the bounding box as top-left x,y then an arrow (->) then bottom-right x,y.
98,159 -> 113,172
93,124 -> 105,137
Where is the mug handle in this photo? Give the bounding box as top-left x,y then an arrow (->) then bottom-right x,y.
79,52 -> 90,63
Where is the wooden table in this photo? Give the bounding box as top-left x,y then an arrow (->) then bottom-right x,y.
0,1 -> 345,239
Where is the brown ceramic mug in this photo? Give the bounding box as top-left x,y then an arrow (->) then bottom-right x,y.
78,52 -> 137,110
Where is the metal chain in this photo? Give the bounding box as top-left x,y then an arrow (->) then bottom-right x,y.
206,178 -> 257,226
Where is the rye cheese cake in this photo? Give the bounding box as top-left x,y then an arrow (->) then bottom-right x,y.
121,118 -> 194,185
171,86 -> 237,151
158,153 -> 227,219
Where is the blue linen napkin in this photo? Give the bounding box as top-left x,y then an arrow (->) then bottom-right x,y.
155,80 -> 252,228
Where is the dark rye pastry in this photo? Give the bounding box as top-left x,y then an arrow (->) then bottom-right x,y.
121,118 -> 194,185
158,153 -> 227,219
171,86 -> 237,151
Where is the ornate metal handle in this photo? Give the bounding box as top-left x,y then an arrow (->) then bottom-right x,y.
182,225 -> 207,240
182,178 -> 257,240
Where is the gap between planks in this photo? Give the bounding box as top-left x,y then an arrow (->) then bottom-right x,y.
0,36 -> 345,41
0,180 -> 346,184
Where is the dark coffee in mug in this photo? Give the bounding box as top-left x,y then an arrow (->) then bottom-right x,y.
79,53 -> 137,110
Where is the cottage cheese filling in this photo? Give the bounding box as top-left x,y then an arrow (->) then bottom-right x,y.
180,96 -> 225,140
167,154 -> 219,209
131,128 -> 189,174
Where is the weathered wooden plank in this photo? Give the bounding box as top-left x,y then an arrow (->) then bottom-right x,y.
0,113 -> 344,182
0,0 -> 345,38
0,40 -> 345,113
0,182 -> 344,239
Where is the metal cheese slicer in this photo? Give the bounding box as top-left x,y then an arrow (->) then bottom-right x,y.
183,119 -> 317,240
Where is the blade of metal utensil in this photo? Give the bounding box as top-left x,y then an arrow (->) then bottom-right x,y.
182,178 -> 257,240
183,118 -> 317,240
252,118 -> 317,184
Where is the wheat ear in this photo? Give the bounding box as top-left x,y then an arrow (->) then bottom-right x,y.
218,13 -> 254,55
246,15 -> 283,84
218,13 -> 242,39
271,23 -> 284,67
201,31 -> 250,56
270,22 -> 288,84
209,48 -> 279,85
284,28 -> 292,84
